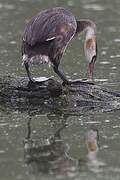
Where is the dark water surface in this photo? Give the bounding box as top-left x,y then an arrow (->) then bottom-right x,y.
0,0 -> 120,180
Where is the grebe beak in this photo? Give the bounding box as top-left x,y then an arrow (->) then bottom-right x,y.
88,55 -> 96,80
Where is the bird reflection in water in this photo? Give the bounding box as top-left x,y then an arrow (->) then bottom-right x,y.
85,129 -> 105,173
23,119 -> 104,177
23,119 -> 78,178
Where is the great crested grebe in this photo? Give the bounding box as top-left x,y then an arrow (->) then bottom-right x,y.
22,7 -> 97,84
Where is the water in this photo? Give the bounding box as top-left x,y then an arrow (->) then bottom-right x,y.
0,0 -> 120,180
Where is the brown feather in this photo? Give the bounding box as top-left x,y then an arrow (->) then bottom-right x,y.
85,36 -> 96,49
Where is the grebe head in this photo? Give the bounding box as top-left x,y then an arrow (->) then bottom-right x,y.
84,29 -> 97,80
84,36 -> 97,80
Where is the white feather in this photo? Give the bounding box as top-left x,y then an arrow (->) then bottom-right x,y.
46,37 -> 56,41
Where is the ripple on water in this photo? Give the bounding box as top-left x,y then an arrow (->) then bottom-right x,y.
83,4 -> 105,11
0,123 -> 9,127
0,3 -> 15,10
110,55 -> 120,58
99,61 -> 110,65
114,38 -> 120,42
84,120 -> 101,124
111,66 -> 117,70
67,0 -> 75,7
101,51 -> 107,55
0,35 -> 4,40
109,73 -> 117,78
105,119 -> 110,123
107,26 -> 117,33
9,41 -> 17,45
94,78 -> 108,82
0,150 -> 5,154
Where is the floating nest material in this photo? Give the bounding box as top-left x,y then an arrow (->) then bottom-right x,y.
0,76 -> 120,114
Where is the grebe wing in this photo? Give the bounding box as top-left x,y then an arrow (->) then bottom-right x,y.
23,8 -> 76,46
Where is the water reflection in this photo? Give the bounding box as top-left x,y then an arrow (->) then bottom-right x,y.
23,118 -> 78,178
23,116 -> 104,178
86,129 -> 105,173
